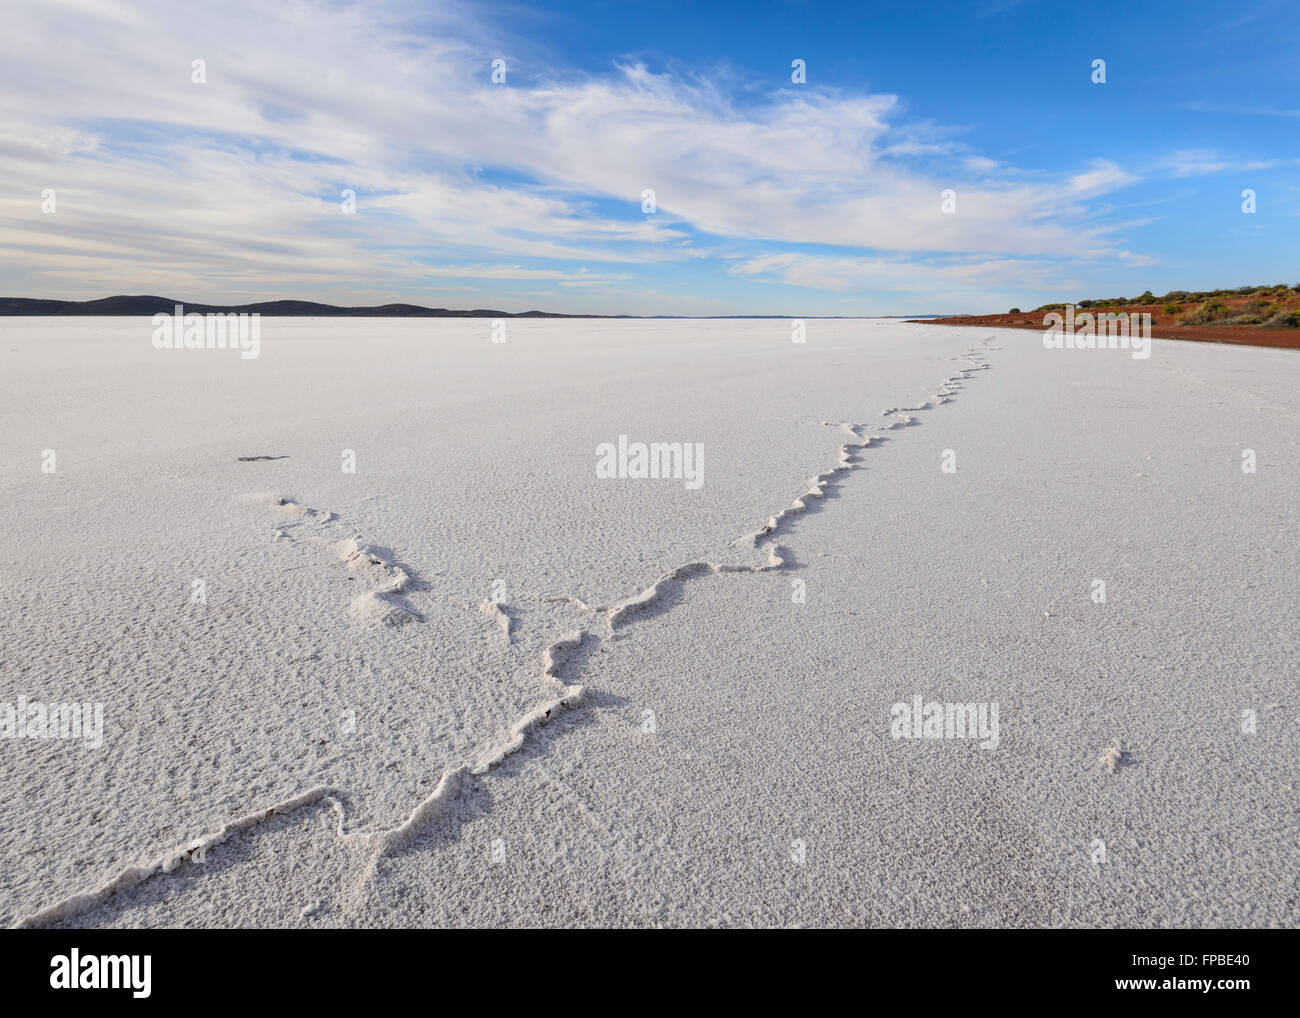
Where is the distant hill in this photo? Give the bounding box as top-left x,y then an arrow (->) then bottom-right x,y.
0,295 -> 597,318
0,296 -> 947,319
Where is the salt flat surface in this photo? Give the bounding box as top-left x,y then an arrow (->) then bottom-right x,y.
0,318 -> 1295,927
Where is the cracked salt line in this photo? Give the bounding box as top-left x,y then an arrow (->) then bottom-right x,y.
15,342 -> 997,928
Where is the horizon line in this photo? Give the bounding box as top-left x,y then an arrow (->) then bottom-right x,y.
0,295 -> 951,320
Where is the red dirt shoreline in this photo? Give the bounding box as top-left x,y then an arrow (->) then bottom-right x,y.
910,308 -> 1300,350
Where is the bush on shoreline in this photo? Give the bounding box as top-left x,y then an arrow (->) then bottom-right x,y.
1029,285 -> 1299,327
1180,301 -> 1227,325
1262,309 -> 1300,328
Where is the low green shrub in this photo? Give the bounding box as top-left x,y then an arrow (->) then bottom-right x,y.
1262,309 -> 1300,328
1180,301 -> 1226,325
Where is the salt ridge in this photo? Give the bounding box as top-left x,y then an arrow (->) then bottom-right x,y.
13,341 -> 996,928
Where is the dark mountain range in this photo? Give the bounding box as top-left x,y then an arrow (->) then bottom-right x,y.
0,296 -> 942,319
0,295 -> 596,317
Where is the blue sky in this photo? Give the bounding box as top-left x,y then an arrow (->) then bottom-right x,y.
2,0 -> 1297,314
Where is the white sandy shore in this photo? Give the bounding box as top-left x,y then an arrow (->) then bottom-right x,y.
0,317 -> 1295,928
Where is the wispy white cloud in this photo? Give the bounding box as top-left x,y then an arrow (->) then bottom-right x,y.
1186,102 -> 1300,119
977,0 -> 1030,17
1152,148 -> 1292,178
0,0 -> 1170,308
